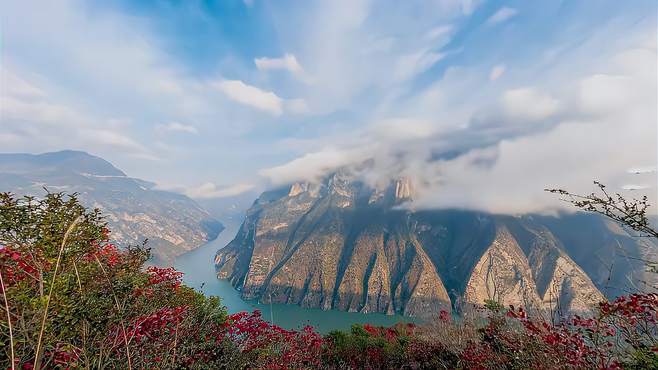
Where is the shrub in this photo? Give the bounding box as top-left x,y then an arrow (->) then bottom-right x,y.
323,323 -> 413,369
0,192 -> 233,369
226,310 -> 323,369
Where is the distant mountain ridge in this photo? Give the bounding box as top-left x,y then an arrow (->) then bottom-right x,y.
0,150 -> 223,264
216,171 -> 657,319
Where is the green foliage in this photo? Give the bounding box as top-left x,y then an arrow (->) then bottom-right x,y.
0,192 -> 230,369
483,299 -> 504,313
625,348 -> 658,370
322,323 -> 414,369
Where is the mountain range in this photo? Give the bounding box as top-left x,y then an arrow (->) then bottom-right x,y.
216,172 -> 657,319
2,151 -> 654,318
0,151 -> 223,264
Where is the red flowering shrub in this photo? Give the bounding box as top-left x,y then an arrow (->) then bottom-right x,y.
226,310 -> 323,369
323,323 -> 416,369
0,246 -> 38,290
84,241 -> 122,267
459,340 -> 502,370
0,192 -> 232,369
146,266 -> 184,289
497,297 -> 658,369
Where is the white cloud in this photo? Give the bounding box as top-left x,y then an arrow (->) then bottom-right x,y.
276,0 -> 466,115
214,79 -> 309,116
412,112 -> 655,214
259,147 -> 370,185
186,182 -> 256,199
0,66 -> 157,161
254,54 -> 304,76
501,88 -> 560,121
1,95 -> 86,125
1,67 -> 45,98
486,7 -> 518,25
80,129 -> 145,152
394,50 -> 445,81
489,64 -> 506,81
622,184 -> 650,191
425,25 -> 453,41
215,79 -> 284,116
369,118 -> 439,141
285,99 -> 310,115
627,166 -> 657,174
258,26 -> 657,215
0,132 -> 23,146
156,122 -> 198,135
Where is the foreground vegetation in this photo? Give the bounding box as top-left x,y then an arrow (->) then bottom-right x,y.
1,192 -> 656,369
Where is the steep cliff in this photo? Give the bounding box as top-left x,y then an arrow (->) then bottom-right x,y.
216,173 -> 653,318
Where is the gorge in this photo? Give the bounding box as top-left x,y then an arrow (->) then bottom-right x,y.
216,172 -> 657,319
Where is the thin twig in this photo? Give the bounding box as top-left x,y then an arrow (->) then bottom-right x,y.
72,259 -> 83,292
0,270 -> 15,370
94,255 -> 132,370
34,215 -> 83,369
171,320 -> 180,367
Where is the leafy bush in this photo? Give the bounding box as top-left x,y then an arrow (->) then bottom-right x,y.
0,192 -> 240,368
226,310 -> 323,369
323,323 -> 415,368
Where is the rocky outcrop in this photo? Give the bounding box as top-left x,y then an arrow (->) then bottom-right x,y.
464,226 -> 543,310
216,173 -> 653,319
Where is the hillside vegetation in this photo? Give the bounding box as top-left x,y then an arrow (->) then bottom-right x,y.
1,192 -> 656,369
0,151 -> 224,265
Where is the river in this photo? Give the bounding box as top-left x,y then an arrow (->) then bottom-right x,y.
173,223 -> 416,333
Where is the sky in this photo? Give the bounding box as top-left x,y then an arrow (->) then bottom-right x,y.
1,0 -> 657,214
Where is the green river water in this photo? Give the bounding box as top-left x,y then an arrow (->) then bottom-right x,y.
173,224 -> 417,333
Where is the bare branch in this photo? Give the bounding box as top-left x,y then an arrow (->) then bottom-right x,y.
546,181 -> 658,239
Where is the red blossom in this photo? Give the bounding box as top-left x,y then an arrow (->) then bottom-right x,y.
108,306 -> 189,348
0,245 -> 39,289
226,310 -> 323,368
146,266 -> 183,289
84,241 -> 123,267
439,309 -> 451,323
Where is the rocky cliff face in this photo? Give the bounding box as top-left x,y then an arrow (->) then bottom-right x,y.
0,151 -> 223,265
216,173 -> 655,318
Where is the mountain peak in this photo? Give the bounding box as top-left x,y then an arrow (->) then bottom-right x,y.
284,172 -> 415,208
0,150 -> 223,264
0,150 -> 126,177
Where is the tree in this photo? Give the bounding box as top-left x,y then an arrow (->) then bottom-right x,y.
546,181 -> 658,238
546,181 -> 658,277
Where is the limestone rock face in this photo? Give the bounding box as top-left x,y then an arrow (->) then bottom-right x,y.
517,225 -> 605,314
393,177 -> 413,201
464,226 -> 543,310
216,173 -> 654,318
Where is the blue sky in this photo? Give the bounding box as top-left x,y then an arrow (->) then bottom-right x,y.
1,0 -> 656,213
